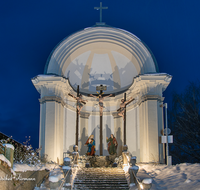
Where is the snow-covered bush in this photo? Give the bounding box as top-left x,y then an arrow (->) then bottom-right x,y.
0,136 -> 42,165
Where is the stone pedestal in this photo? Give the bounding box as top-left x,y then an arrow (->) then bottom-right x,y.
129,165 -> 139,184
122,145 -> 128,152
49,168 -> 64,190
64,157 -> 71,166
137,169 -> 153,190
85,162 -> 90,168
72,145 -> 79,165
72,152 -> 79,165
122,151 -> 130,169
142,178 -> 152,190
3,144 -> 14,168
62,166 -> 72,183
130,156 -> 136,166
63,156 -> 72,189
49,180 -> 62,189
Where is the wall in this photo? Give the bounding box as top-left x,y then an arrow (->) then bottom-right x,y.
127,106 -> 140,161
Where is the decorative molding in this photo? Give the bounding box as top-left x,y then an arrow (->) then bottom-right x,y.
80,112 -> 90,119
39,96 -> 65,107
112,112 -> 121,118
138,95 -> 164,105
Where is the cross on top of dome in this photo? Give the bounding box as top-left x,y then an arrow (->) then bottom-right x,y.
94,2 -> 108,25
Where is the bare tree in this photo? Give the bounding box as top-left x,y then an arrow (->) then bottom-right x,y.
169,82 -> 200,163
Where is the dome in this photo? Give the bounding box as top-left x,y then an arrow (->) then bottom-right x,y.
44,26 -> 158,94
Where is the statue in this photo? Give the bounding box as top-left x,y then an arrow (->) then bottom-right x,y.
117,97 -> 134,120
68,93 -> 88,114
85,135 -> 95,156
106,134 -> 118,155
89,93 -> 113,116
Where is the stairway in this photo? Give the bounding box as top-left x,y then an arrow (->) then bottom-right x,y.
73,167 -> 129,190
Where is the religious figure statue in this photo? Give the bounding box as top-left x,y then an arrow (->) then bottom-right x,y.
117,97 -> 134,120
89,93 -> 113,116
85,135 -> 95,156
106,134 -> 118,155
68,93 -> 88,114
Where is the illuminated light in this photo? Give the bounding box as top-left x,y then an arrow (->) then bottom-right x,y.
140,183 -> 144,189
123,163 -> 130,173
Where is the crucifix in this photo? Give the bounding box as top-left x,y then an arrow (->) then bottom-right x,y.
89,85 -> 114,155
94,2 -> 108,23
68,85 -> 87,145
117,93 -> 134,145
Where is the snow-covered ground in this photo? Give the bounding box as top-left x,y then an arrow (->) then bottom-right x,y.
138,163 -> 200,190
11,162 -> 200,189
0,154 -> 11,167
13,163 -> 59,172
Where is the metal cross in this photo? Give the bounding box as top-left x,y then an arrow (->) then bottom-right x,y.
94,2 -> 108,23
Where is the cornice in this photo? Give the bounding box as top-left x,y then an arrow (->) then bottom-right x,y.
138,95 -> 164,105
39,96 -> 65,107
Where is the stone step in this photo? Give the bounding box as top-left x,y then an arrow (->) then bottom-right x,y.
75,178 -> 127,181
80,171 -> 124,173
77,172 -> 124,176
77,172 -> 125,174
74,187 -> 129,189
74,179 -> 127,182
79,168 -> 123,171
76,174 -> 126,176
74,181 -> 128,183
73,167 -> 129,190
75,175 -> 126,178
76,171 -> 125,174
73,185 -> 129,188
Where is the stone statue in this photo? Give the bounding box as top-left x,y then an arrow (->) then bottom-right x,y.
117,97 -> 134,120
85,135 -> 95,156
68,93 -> 88,114
89,93 -> 113,116
106,134 -> 118,155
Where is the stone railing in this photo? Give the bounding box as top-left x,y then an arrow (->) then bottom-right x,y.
57,145 -> 79,190
0,143 -> 5,155
0,143 -> 14,168
122,145 -> 152,190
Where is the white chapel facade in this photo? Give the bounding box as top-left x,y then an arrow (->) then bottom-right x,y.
32,26 -> 172,164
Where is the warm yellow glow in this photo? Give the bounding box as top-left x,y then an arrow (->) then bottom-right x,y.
123,154 -> 131,173
123,163 -> 130,173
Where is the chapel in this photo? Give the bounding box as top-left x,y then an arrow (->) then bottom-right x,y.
32,22 -> 172,164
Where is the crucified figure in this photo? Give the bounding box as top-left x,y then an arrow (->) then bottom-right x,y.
68,93 -> 88,114
89,93 -> 113,116
117,97 -> 134,120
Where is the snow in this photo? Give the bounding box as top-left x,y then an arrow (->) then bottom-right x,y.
137,163 -> 200,190
64,157 -> 71,161
11,162 -> 200,189
62,166 -> 71,170
3,144 -> 14,150
64,183 -> 71,186
129,183 -> 136,187
0,154 -> 11,167
142,178 -> 152,184
13,163 -> 58,172
11,168 -> 16,176
49,168 -> 64,183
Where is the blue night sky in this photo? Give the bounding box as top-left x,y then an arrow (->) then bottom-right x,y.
1,0 -> 200,148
